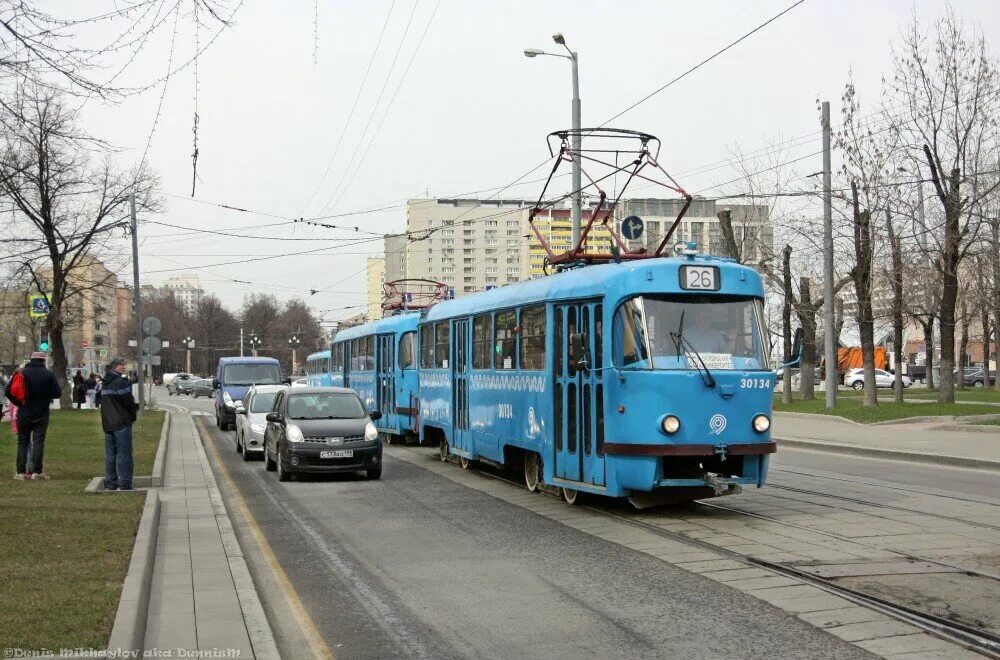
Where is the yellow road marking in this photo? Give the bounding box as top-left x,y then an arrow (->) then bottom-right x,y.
197,417 -> 336,660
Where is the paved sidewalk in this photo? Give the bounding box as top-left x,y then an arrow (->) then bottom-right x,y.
144,412 -> 278,657
774,413 -> 1000,469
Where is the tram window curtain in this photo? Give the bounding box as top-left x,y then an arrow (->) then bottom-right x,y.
495,311 -> 516,370
420,325 -> 434,368
519,306 -> 546,370
435,323 -> 450,368
473,314 -> 492,369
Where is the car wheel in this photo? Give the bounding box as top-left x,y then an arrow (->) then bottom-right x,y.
367,467 -> 382,480
264,442 -> 276,471
276,446 -> 292,482
236,432 -> 243,454
459,456 -> 471,470
852,381 -> 864,390
974,380 -> 984,388
438,439 -> 449,462
216,413 -> 223,429
524,452 -> 542,493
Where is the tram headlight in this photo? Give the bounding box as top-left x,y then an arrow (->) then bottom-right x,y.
661,415 -> 681,434
752,414 -> 771,433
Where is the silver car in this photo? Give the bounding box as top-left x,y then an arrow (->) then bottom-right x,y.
234,384 -> 288,460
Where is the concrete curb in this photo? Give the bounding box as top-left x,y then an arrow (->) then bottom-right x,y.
151,410 -> 170,487
925,422 -> 1000,434
106,488 -> 160,657
775,436 -> 1000,472
776,410 -> 1000,426
187,413 -> 280,659
774,411 -> 861,425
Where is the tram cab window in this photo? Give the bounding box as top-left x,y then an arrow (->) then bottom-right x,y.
399,332 -> 416,370
495,311 -> 516,370
435,323 -> 450,368
472,315 -> 492,369
613,295 -> 769,371
420,325 -> 434,368
519,306 -> 546,370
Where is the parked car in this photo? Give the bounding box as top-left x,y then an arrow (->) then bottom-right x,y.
291,378 -> 308,388
263,387 -> 383,482
167,372 -> 196,395
962,368 -> 995,387
190,378 -> 214,398
234,385 -> 287,460
843,367 -> 912,390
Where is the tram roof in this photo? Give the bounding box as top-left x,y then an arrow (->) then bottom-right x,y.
305,349 -> 331,361
334,311 -> 420,342
422,256 -> 763,322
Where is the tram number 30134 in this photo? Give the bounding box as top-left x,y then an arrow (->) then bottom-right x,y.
498,403 -> 514,419
740,377 -> 771,389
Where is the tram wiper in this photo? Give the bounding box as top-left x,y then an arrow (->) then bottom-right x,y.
669,331 -> 717,389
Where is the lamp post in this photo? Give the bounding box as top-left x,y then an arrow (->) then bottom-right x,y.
288,333 -> 301,376
525,32 -> 582,248
184,336 -> 194,374
249,333 -> 262,357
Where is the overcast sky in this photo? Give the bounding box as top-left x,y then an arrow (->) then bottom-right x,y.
57,0 -> 1000,321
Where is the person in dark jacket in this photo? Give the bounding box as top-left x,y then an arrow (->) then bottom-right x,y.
97,356 -> 137,490
4,352 -> 61,480
72,370 -> 86,409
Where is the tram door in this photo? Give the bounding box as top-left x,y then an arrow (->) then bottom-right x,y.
376,334 -> 394,419
451,319 -> 471,453
554,301 -> 606,486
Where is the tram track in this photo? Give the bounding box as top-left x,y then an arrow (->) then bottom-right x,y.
394,444 -> 1000,657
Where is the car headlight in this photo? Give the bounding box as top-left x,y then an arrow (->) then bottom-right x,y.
234,400 -> 243,408
286,424 -> 304,443
223,391 -> 234,406
661,415 -> 681,434
365,422 -> 379,441
752,414 -> 771,433
250,423 -> 265,433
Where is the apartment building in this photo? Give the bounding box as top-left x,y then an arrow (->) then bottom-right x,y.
519,207 -> 615,279
161,275 -> 204,314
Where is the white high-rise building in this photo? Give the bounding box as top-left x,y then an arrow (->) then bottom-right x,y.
162,275 -> 204,314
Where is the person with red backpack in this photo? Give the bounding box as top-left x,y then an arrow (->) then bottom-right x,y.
4,352 -> 61,480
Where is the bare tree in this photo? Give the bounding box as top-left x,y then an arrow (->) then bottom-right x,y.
888,8 -> 1000,402
0,87 -> 160,406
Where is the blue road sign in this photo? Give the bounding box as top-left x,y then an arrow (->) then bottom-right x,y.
622,215 -> 644,240
29,294 -> 50,318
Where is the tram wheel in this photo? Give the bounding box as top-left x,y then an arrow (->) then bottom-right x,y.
524,452 -> 541,492
459,456 -> 471,470
383,433 -> 393,445
561,487 -> 582,506
439,439 -> 449,462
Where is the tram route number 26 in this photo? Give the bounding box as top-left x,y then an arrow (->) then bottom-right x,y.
680,265 -> 718,291
498,403 -> 514,419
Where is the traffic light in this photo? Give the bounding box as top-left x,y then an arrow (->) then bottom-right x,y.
39,328 -> 49,351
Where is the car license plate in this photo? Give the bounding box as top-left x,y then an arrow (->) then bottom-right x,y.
320,449 -> 353,459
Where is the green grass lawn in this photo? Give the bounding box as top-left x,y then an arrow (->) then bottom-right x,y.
0,408 -> 163,650
773,397 -> 1000,423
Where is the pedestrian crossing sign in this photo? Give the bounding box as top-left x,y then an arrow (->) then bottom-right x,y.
29,294 -> 50,318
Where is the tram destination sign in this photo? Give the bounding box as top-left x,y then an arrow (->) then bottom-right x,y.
679,265 -> 720,291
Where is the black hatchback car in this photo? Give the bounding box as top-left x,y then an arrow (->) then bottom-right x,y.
263,387 -> 383,482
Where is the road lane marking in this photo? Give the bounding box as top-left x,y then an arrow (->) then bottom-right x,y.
197,417 -> 336,660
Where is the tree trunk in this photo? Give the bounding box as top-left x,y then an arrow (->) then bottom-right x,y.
887,211 -> 905,403
936,167 -> 962,404
781,245 -> 793,403
797,276 -> 817,400
957,297 -> 969,390
47,316 -> 72,409
982,307 -> 991,388
717,210 -> 742,263
851,188 -> 877,407
923,320 -> 936,390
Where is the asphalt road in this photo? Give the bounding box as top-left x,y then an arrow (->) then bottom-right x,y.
161,392 -> 871,659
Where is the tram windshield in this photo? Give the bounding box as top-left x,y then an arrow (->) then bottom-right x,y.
614,295 -> 769,371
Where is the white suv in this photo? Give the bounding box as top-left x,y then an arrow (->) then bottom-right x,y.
844,368 -> 911,390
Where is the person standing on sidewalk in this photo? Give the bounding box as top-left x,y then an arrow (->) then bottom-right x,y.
4,352 -> 60,480
97,357 -> 138,491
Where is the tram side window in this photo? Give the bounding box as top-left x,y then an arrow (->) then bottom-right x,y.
399,332 -> 416,370
366,336 -> 376,370
333,344 -> 342,370
614,299 -> 649,367
495,311 -> 516,370
435,323 -> 450,368
472,314 -> 492,369
350,339 -> 360,370
420,325 -> 434,368
519,306 -> 546,370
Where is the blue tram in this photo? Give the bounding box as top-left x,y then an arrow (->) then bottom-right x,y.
332,313 -> 421,441
415,254 -> 779,505
304,349 -> 333,387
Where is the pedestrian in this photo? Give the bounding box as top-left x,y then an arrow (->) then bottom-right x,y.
0,368 -> 7,421
97,357 -> 138,491
85,373 -> 98,409
3,352 -> 60,480
72,370 -> 86,410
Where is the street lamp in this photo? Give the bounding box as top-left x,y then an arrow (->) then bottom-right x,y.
524,32 -> 582,248
288,333 -> 301,376
184,336 -> 194,373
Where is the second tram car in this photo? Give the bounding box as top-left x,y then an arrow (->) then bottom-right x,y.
304,349 -> 333,387
416,254 -> 779,505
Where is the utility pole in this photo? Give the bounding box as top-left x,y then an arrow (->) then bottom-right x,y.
822,101 -> 836,410
239,327 -> 244,357
288,331 -> 301,376
130,192 -> 144,411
